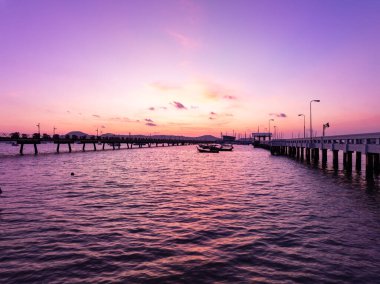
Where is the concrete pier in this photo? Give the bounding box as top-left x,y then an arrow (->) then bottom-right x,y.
259,132 -> 380,178
0,136 -> 215,155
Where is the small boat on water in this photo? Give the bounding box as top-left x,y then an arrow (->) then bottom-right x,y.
197,146 -> 220,153
198,143 -> 233,152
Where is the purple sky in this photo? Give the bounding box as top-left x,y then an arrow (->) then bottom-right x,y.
0,0 -> 379,137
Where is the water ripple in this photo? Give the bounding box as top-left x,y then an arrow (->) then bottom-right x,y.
0,145 -> 379,283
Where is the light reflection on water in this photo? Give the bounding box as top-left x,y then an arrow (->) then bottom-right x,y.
0,145 -> 379,283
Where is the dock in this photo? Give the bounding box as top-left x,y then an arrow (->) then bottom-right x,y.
0,136 -> 218,155
254,132 -> 380,178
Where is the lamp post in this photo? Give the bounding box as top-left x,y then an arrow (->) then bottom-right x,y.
298,114 -> 306,138
36,123 -> 40,136
310,100 -> 320,139
273,126 -> 277,139
269,119 -> 274,140
323,122 -> 330,140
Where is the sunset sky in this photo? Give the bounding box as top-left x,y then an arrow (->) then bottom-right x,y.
0,0 -> 379,137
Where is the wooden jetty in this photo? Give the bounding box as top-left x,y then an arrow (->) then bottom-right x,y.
254,132 -> 380,178
0,136 -> 218,155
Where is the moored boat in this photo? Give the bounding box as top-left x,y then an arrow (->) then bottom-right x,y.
197,146 -> 219,153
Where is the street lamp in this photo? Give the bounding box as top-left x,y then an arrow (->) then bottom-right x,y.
310,99 -> 320,139
298,114 -> 306,138
269,119 -> 274,140
36,123 -> 40,135
323,122 -> 330,139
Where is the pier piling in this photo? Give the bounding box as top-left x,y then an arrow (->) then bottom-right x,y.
261,132 -> 380,179
333,150 -> 339,169
322,149 -> 327,166
356,152 -> 362,171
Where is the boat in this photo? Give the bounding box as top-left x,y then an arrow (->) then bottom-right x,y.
218,144 -> 233,151
197,146 -> 219,153
198,143 -> 233,152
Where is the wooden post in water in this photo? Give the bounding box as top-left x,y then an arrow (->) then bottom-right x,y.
56,143 -> 60,153
333,150 -> 339,169
366,153 -> 374,178
102,143 -> 105,150
374,154 -> 380,174
355,152 -> 362,171
322,149 -> 327,166
306,148 -> 310,163
93,143 -> 96,151
68,143 -> 72,153
20,143 -> 24,155
313,148 -> 319,163
346,152 -> 353,171
301,147 -> 304,160
343,152 -> 347,169
33,144 -> 38,155
82,143 -> 86,152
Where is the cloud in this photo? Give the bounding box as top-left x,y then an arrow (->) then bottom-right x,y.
269,113 -> 287,118
223,95 -> 237,100
146,122 -> 157,127
209,111 -> 217,120
171,101 -> 187,110
66,110 -> 71,114
109,116 -> 140,123
160,106 -> 168,110
92,114 -> 101,118
202,84 -> 238,101
167,30 -> 199,49
101,125 -> 106,129
145,118 -> 154,122
148,107 -> 155,111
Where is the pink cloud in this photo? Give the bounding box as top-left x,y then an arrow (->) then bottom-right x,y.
167,30 -> 199,49
269,113 -> 287,118
171,101 -> 187,110
223,95 -> 237,100
109,117 -> 140,123
148,107 -> 155,111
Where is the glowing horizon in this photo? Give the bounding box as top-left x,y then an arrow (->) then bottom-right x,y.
1,0 -> 379,138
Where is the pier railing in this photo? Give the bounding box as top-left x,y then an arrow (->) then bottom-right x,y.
255,132 -> 380,178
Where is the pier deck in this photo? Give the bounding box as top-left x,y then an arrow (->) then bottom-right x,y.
255,132 -> 380,178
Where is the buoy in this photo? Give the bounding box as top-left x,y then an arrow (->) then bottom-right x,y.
71,172 -> 75,176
